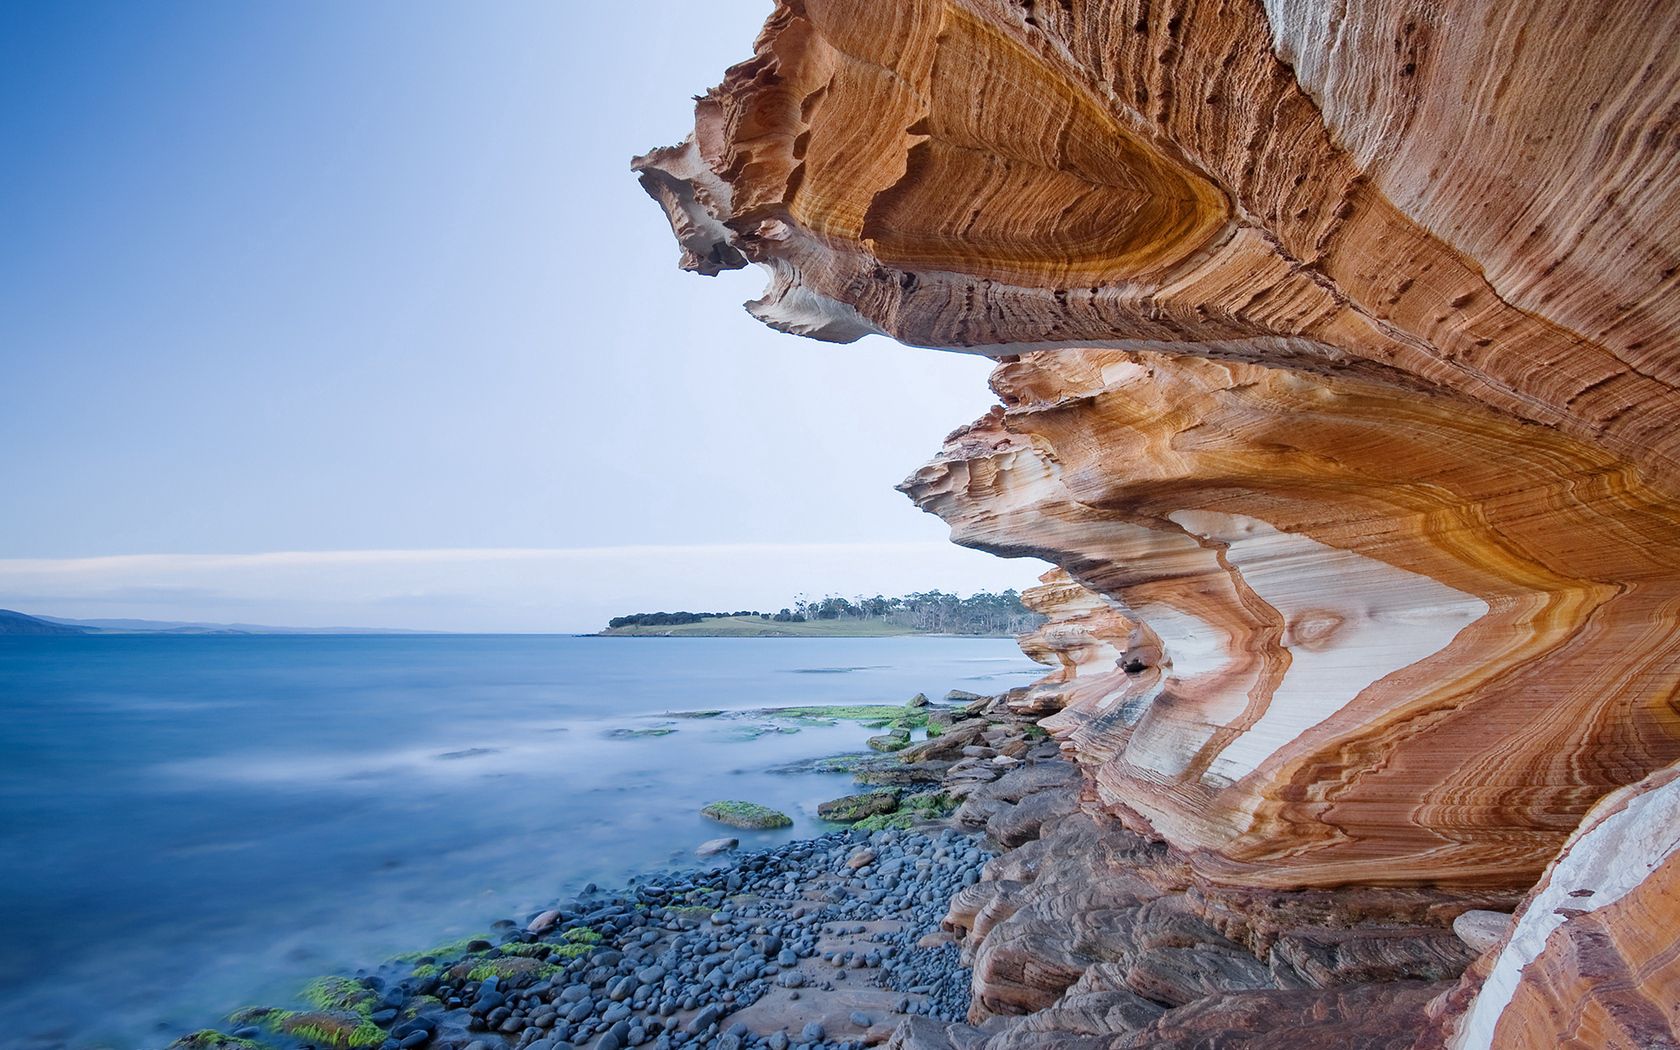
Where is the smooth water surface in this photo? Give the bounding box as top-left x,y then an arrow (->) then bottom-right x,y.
0,634 -> 1040,1049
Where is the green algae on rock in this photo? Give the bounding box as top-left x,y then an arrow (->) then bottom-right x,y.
816,789 -> 901,823
849,811 -> 918,832
391,933 -> 493,962
228,1007 -> 383,1050
760,702 -> 930,729
851,790 -> 956,831
720,722 -> 803,741
299,976 -> 376,1016
605,725 -> 678,738
867,727 -> 912,752
458,956 -> 559,983
701,800 -> 793,829
166,1032 -> 267,1050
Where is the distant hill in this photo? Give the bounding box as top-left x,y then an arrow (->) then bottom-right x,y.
0,609 -> 91,636
32,615 -> 255,635
2,612 -> 437,636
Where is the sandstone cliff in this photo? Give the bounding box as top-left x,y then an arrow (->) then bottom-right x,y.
635,1 -> 1680,1045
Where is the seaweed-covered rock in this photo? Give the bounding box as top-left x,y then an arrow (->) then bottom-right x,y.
299,976 -> 377,1015
445,952 -> 552,980
853,791 -> 957,832
701,800 -> 793,829
897,721 -> 988,763
817,790 -> 900,823
228,1008 -> 382,1050
166,1032 -> 267,1050
868,728 -> 913,752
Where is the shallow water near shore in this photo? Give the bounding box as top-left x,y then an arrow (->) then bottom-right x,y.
0,634 -> 1040,1050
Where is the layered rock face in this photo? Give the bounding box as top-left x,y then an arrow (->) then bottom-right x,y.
1426,760 -> 1680,1050
1009,568 -> 1138,719
635,0 -> 1680,1043
635,0 -> 1680,473
902,347 -> 1680,891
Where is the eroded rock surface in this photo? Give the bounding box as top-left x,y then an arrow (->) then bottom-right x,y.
636,0 -> 1680,890
636,0 -> 1680,1044
900,348 -> 1680,891
920,765 -> 1501,1049
1425,760 -> 1680,1050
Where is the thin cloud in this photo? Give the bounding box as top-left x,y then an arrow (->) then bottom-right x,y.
0,542 -> 964,575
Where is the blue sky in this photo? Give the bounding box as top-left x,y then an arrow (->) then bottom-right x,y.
0,2 -> 1045,629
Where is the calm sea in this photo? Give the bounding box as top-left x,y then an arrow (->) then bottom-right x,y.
0,634 -> 1041,1049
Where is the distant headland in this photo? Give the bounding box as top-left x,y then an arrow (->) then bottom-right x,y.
598,590 -> 1044,638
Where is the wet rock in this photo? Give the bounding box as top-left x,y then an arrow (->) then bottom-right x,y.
897,723 -> 988,764
819,791 -> 901,823
700,801 -> 792,829
529,909 -> 564,934
868,730 -> 913,753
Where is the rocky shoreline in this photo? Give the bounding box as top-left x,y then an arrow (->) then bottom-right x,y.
171,693 -> 1058,1050
171,688 -> 1515,1050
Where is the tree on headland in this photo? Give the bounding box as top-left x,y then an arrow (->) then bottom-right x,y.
606,590 -> 1041,635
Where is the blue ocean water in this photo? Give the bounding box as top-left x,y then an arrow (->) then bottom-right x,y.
0,634 -> 1040,1049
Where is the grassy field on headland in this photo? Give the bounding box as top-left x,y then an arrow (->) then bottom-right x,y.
597,616 -> 943,638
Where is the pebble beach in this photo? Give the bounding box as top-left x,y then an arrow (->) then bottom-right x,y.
171,686 -> 1063,1050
